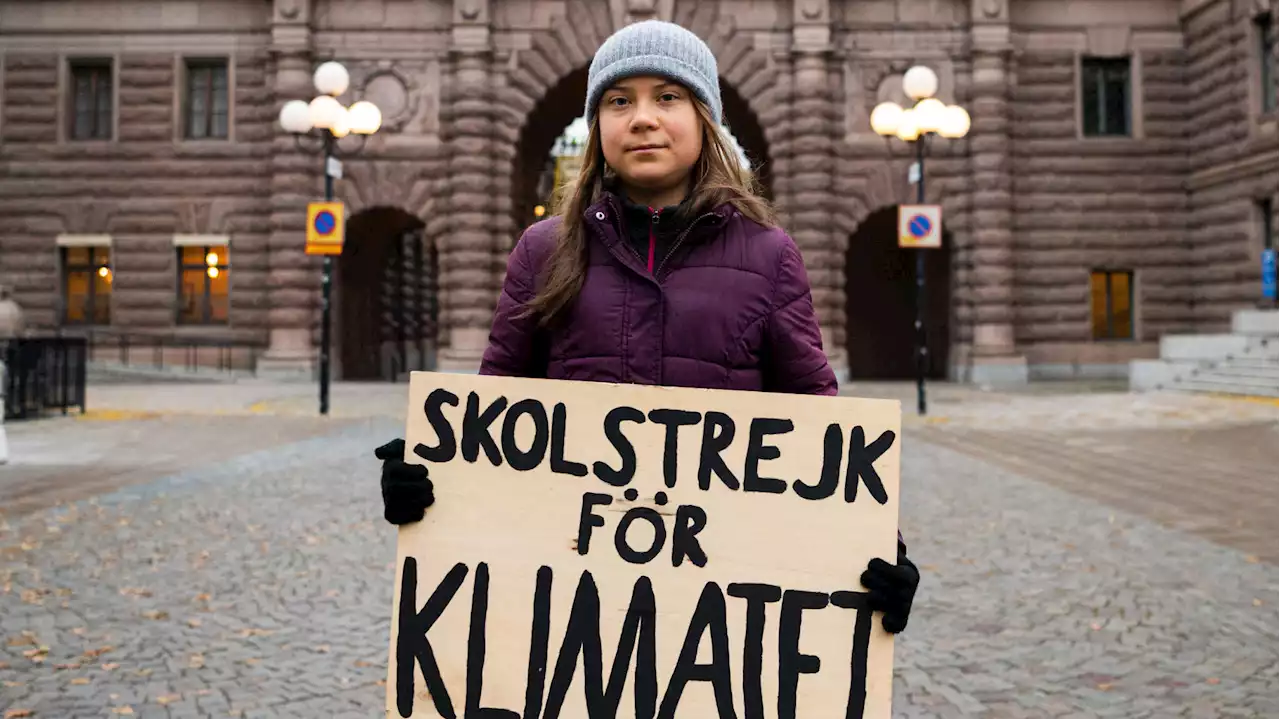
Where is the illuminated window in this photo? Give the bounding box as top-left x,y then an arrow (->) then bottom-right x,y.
1090,269 -> 1134,340
68,59 -> 113,140
184,59 -> 229,139
1081,57 -> 1131,137
61,246 -> 112,324
177,245 -> 230,324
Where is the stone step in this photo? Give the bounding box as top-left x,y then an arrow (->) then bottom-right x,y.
1192,363 -> 1280,380
1171,375 -> 1280,397
1159,334 -> 1251,362
1230,308 -> 1279,337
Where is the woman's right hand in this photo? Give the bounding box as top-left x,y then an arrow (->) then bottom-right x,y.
374,438 -> 435,525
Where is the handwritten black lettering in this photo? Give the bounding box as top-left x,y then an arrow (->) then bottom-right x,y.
744,418 -> 793,494
396,559 -> 468,719
549,403 -> 589,477
415,388 -> 460,463
592,406 -> 646,487
671,505 -> 708,568
647,409 -> 702,488
501,399 -> 550,472
697,411 -> 740,491
614,507 -> 667,565
793,423 -> 843,500
845,427 -> 895,505
778,590 -> 829,719
657,582 -> 736,719
727,583 -> 783,719
462,392 -> 508,466
576,493 -> 613,557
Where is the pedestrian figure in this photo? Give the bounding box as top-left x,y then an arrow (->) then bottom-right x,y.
377,19 -> 918,634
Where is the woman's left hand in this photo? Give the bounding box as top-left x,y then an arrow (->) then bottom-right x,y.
860,549 -> 919,634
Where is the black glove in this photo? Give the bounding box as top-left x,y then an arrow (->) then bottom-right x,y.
375,438 -> 435,525
860,542 -> 919,634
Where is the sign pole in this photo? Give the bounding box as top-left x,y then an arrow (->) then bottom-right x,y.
913,138 -> 928,416
320,134 -> 335,416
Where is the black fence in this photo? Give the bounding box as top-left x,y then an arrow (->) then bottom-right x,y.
3,336 -> 88,421
84,330 -> 265,375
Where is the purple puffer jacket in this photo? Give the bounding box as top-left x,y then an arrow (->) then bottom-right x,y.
479,192 -> 838,396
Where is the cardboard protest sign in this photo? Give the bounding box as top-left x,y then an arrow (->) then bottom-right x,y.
387,372 -> 901,719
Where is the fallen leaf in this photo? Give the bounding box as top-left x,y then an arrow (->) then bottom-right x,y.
187,619 -> 203,628
193,593 -> 211,602
237,628 -> 274,638
1096,682 -> 1113,691
70,627 -> 86,636
188,654 -> 205,669
0,661 -> 8,669
141,610 -> 169,621
154,694 -> 181,705
111,707 -> 133,716
315,645 -> 331,653
1206,677 -> 1220,685
101,663 -> 120,671
2,680 -> 23,688
1090,623 -> 1102,631
242,658 -> 260,665
53,662 -> 81,670
354,660 -> 373,668
4,709 -> 34,718
119,588 -> 152,598
1254,598 -> 1264,607
376,679 -> 387,687
82,646 -> 114,659
1245,555 -> 1260,564
70,677 -> 90,685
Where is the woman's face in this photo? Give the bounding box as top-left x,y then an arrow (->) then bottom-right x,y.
597,76 -> 703,205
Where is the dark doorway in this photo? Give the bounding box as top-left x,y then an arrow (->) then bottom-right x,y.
512,68 -> 773,232
844,206 -> 951,380
337,207 -> 439,381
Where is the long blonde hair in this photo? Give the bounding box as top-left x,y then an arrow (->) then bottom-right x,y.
523,99 -> 775,325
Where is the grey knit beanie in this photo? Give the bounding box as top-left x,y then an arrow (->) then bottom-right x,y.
585,20 -> 721,125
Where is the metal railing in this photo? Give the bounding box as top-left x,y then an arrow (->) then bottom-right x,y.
80,329 -> 266,376
3,336 -> 88,420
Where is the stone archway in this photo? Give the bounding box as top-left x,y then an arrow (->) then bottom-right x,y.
844,206 -> 952,379
335,207 -> 439,381
511,67 -> 775,230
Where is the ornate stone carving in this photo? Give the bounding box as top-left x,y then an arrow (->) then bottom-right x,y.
59,201 -> 115,234
175,200 -> 234,235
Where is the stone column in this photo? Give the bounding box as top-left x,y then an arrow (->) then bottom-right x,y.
964,0 -> 1027,384
257,0 -> 318,379
436,0 -> 496,370
789,0 -> 846,372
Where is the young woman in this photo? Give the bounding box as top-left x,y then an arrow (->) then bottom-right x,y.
376,19 -> 918,633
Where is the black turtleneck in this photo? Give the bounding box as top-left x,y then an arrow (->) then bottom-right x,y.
619,197 -> 690,273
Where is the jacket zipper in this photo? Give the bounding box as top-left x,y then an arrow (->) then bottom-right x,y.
647,207 -> 659,273
654,212 -> 717,277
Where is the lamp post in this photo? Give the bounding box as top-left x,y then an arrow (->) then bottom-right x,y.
869,65 -> 971,416
277,61 -> 382,416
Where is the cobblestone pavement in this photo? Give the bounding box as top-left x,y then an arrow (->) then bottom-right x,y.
0,383 -> 1275,718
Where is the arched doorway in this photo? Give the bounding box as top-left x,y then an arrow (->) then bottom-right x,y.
336,207 -> 439,381
512,68 -> 773,231
845,206 -> 951,379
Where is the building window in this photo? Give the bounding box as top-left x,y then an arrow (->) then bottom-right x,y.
61,246 -> 112,325
1090,269 -> 1134,340
177,245 -> 230,324
1081,57 -> 1131,137
68,59 -> 113,140
184,59 -> 229,139
1257,13 -> 1278,114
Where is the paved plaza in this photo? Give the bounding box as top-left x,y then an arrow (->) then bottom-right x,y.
0,380 -> 1276,718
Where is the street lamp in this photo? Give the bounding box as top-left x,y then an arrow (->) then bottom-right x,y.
277,61 -> 382,416
870,65 -> 970,416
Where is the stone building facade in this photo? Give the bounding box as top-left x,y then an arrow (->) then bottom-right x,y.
0,0 -> 1275,383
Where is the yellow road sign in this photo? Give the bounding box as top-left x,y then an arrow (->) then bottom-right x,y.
306,201 -> 345,256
